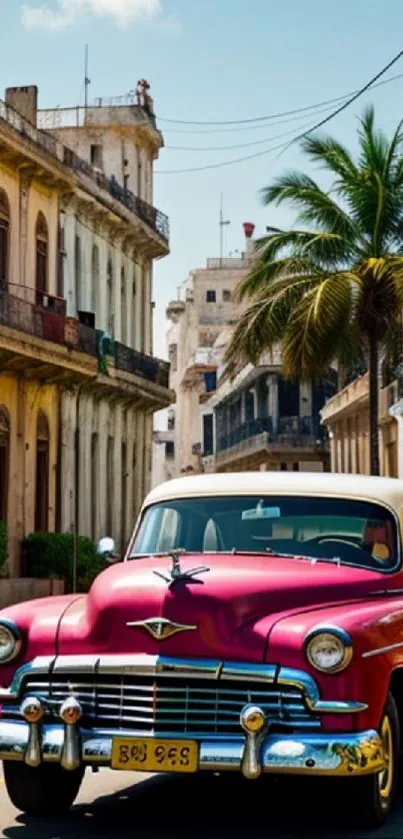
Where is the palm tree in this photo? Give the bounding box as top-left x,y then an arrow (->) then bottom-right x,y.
224,107 -> 403,475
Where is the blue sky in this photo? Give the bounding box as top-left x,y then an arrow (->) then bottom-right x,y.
2,0 -> 403,362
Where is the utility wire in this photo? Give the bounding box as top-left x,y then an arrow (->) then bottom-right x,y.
283,47 -> 403,150
156,52 -> 403,174
158,70 -> 403,128
165,104 -> 350,151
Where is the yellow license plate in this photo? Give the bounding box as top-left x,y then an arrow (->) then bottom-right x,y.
111,738 -> 199,773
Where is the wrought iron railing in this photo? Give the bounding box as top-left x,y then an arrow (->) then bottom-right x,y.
216,416 -> 323,455
0,98 -> 169,244
114,342 -> 170,389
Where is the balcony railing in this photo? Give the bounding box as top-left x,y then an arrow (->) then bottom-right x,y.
63,149 -> 169,242
0,98 -> 169,244
114,342 -> 170,389
0,289 -> 169,390
216,416 -> 323,455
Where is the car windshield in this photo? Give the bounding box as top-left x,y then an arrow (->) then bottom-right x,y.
130,495 -> 399,572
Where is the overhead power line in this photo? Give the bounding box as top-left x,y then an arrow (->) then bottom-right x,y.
158,70 -> 403,129
156,53 -> 403,175
166,108 -> 340,152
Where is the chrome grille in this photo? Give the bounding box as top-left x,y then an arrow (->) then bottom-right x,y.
12,673 -> 320,735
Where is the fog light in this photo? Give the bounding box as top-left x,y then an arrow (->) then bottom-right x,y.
60,697 -> 82,725
21,696 -> 45,724
240,704 -> 266,733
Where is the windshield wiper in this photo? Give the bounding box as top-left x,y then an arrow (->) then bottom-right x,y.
265,548 -> 341,566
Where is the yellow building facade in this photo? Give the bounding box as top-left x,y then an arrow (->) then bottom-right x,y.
0,85 -> 173,576
320,374 -> 399,478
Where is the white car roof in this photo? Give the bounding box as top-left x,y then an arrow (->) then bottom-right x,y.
143,472 -> 403,516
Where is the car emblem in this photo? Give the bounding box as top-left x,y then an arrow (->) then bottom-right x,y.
153,550 -> 210,587
127,617 -> 197,641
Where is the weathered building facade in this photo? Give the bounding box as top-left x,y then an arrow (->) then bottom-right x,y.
163,230 -> 254,479
201,347 -> 333,474
0,83 -> 172,574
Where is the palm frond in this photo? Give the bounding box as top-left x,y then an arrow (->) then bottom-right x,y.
301,134 -> 358,183
281,271 -> 359,380
261,172 -> 361,247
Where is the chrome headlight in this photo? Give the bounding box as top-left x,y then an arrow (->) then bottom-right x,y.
0,620 -> 22,664
304,626 -> 353,674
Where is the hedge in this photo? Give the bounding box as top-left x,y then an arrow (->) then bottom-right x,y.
23,532 -> 108,593
0,521 -> 7,577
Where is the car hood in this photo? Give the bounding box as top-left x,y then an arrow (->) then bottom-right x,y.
57,554 -> 384,662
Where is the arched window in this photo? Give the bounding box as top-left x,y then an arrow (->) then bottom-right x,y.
91,244 -> 100,325
0,406 -> 10,523
35,213 -> 48,305
35,411 -> 50,532
0,190 -> 10,289
120,266 -> 127,344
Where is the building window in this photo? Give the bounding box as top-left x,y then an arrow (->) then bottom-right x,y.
293,462 -> 300,472
169,343 -> 178,373
223,289 -> 231,302
90,144 -> 103,169
206,290 -> 216,303
35,411 -> 50,532
107,257 -> 114,336
121,266 -> 127,344
35,213 -> 48,305
280,462 -> 287,471
165,441 -> 175,459
203,414 -> 214,457
0,406 -> 10,523
131,274 -> 136,349
57,224 -> 65,298
92,244 -> 100,325
0,190 -> 10,288
136,146 -> 142,197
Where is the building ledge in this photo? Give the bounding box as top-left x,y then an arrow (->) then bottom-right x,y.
321,374 -> 369,424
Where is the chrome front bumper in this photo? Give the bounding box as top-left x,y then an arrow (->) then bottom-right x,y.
0,721 -> 386,779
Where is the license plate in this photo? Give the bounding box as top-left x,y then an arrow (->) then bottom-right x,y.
111,738 -> 199,773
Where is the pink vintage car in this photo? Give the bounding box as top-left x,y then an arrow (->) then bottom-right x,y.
0,471 -> 402,827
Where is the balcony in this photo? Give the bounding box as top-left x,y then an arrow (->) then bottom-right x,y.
211,416 -> 325,467
0,98 -> 169,246
114,342 -> 170,390
0,287 -> 96,383
63,149 -> 169,243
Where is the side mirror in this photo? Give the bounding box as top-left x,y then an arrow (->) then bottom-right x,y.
97,537 -> 120,563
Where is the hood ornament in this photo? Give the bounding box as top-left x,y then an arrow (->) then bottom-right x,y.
153,551 -> 210,588
127,617 -> 197,641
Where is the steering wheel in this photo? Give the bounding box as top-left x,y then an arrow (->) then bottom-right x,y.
304,534 -> 363,551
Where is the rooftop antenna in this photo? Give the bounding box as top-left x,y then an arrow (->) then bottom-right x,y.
219,193 -> 230,267
84,44 -> 91,110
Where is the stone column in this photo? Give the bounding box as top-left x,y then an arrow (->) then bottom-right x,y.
78,393 -> 92,538
267,375 -> 279,434
97,400 -> 109,537
134,410 -> 145,516
112,403 -> 123,550
329,430 -> 337,472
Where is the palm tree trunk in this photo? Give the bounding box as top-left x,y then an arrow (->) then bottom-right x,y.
368,330 -> 380,476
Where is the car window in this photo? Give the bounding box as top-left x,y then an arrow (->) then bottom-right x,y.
131,495 -> 399,572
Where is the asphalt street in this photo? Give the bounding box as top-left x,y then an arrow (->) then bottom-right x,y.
1,764 -> 403,839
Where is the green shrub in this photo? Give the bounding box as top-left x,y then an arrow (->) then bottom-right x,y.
0,521 -> 8,577
23,532 -> 108,593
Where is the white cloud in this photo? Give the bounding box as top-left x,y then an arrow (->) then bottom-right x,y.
21,0 -> 163,30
